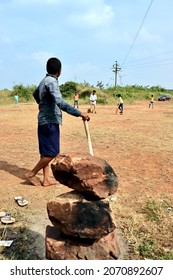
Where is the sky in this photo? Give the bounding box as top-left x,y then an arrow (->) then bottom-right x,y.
0,0 -> 173,90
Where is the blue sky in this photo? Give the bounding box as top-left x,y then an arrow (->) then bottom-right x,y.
0,0 -> 173,90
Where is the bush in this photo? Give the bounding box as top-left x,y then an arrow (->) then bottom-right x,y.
0,89 -> 12,105
79,89 -> 91,100
11,84 -> 36,102
60,81 -> 77,98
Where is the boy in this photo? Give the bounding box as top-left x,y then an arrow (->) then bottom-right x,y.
89,90 -> 97,113
73,91 -> 79,108
26,57 -> 90,187
116,94 -> 124,114
149,95 -> 154,109
14,94 -> 19,106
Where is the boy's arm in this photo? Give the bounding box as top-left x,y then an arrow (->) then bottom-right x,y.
33,87 -> 40,104
48,82 -> 89,119
57,97 -> 89,120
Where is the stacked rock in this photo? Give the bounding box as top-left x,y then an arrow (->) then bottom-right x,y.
46,153 -> 120,260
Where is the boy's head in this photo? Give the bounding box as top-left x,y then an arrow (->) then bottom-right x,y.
46,57 -> 61,76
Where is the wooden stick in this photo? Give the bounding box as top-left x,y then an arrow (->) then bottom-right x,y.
115,106 -> 119,114
83,120 -> 94,156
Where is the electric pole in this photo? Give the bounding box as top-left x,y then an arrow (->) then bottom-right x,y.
112,61 -> 121,88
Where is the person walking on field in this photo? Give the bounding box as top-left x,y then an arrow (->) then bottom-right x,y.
73,91 -> 79,108
25,57 -> 90,187
90,90 -> 97,113
14,94 -> 19,106
116,94 -> 124,114
149,94 -> 154,109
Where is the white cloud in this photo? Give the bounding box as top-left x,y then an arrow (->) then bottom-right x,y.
31,51 -> 55,67
139,28 -> 163,44
81,6 -> 114,27
61,62 -> 102,85
12,51 -> 54,66
68,2 -> 114,28
0,0 -> 172,90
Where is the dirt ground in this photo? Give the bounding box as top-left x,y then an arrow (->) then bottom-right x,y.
0,100 -> 173,260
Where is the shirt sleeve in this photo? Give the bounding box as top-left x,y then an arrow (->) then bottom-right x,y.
33,87 -> 40,104
47,80 -> 82,117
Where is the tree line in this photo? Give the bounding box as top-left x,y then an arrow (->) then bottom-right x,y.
0,81 -> 172,105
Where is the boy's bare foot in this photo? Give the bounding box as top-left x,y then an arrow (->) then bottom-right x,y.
42,180 -> 57,187
25,173 -> 41,186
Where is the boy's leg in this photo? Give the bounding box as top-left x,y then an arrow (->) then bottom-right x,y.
25,156 -> 54,186
26,123 -> 60,186
90,103 -> 93,112
42,162 -> 57,186
120,104 -> 123,114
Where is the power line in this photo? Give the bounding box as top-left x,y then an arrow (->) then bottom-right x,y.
121,0 -> 154,67
124,50 -> 173,66
125,60 -> 173,70
125,57 -> 173,68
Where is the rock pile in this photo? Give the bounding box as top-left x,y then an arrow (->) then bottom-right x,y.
45,153 -> 120,260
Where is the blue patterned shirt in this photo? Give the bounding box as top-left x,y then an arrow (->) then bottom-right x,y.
33,74 -> 81,125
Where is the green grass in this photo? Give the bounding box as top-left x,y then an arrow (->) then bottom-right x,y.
113,196 -> 173,260
142,200 -> 162,223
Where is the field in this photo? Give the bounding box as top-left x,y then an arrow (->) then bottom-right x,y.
0,100 -> 173,260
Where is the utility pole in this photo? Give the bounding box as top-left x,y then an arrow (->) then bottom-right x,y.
112,61 -> 121,88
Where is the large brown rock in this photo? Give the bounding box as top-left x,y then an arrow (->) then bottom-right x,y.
46,225 -> 120,260
51,153 -> 118,199
47,194 -> 116,240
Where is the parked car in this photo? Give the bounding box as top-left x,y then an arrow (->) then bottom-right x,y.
158,94 -> 171,101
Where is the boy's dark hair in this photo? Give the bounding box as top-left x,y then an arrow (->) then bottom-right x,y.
46,57 -> 61,74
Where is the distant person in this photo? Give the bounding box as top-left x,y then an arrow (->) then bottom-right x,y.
149,95 -> 154,109
89,90 -> 97,113
14,94 -> 19,106
25,57 -> 90,187
73,91 -> 79,109
116,94 -> 124,114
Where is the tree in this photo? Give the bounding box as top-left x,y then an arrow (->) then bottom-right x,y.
96,81 -> 104,89
60,81 -> 77,98
12,84 -> 36,101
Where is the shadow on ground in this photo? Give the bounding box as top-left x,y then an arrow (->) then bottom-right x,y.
0,226 -> 45,260
0,161 -> 29,180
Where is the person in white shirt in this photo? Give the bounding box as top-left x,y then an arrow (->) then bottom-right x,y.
90,90 -> 97,113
